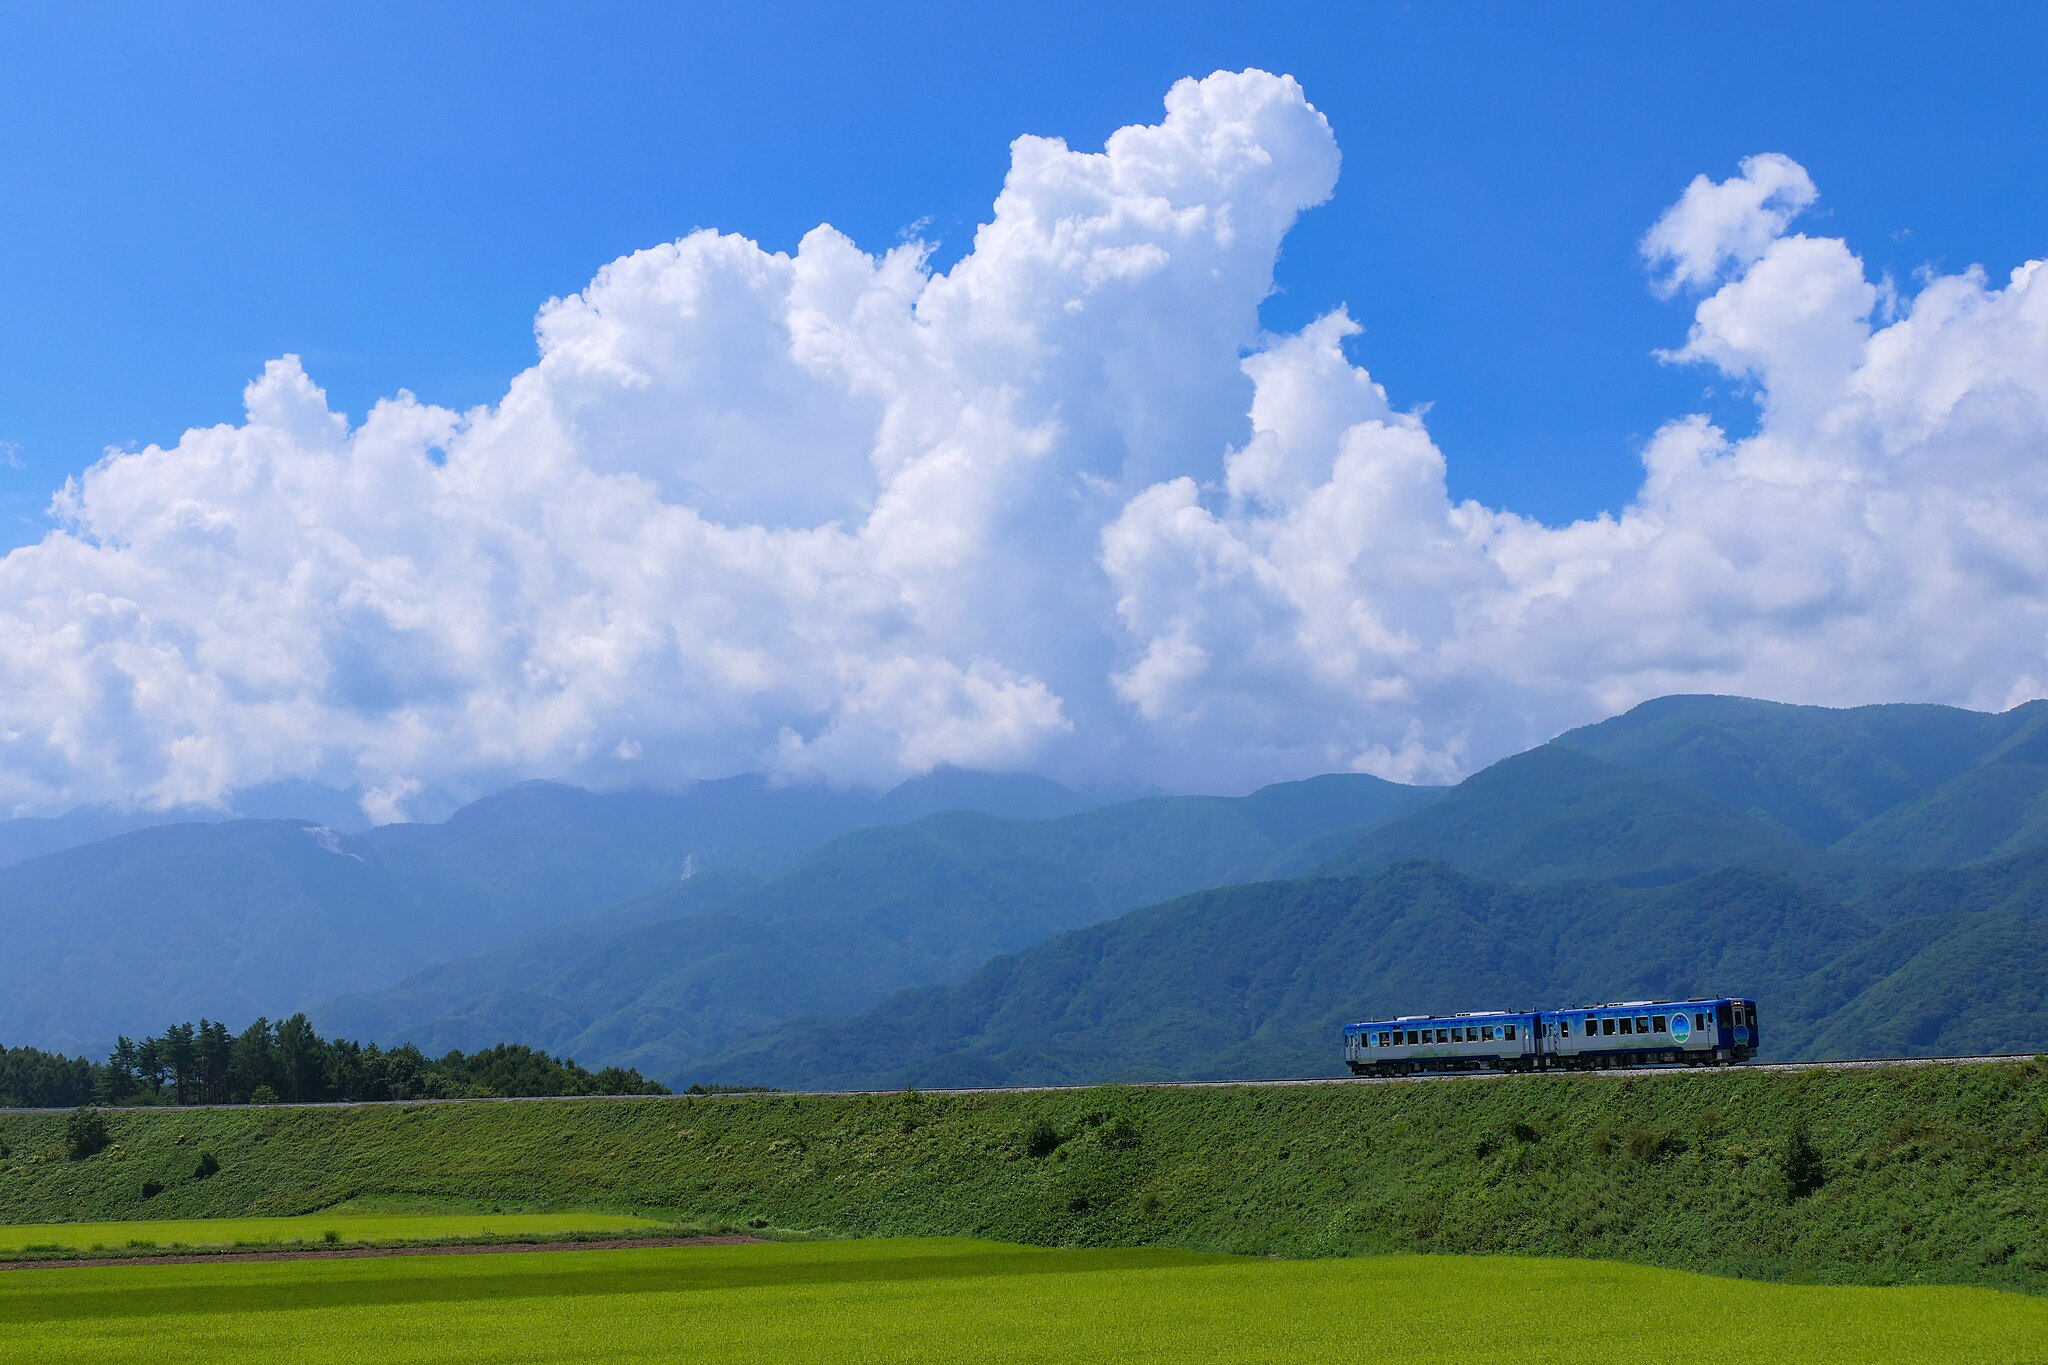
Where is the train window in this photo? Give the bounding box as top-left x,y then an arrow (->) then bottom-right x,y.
1436,1029 -> 1449,1044
1695,1012 -> 1707,1031
1601,1018 -> 1616,1035
1504,1024 -> 1516,1040
1636,1016 -> 1650,1033
1558,1019 -> 1570,1037
1619,1018 -> 1632,1035
1481,1026 -> 1495,1041
1453,1028 -> 1466,1042
1652,1017 -> 1666,1034
1378,1032 -> 1390,1047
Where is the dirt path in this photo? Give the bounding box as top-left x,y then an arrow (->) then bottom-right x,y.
0,1233 -> 766,1272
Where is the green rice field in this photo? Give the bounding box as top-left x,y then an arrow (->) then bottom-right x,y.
2,1237 -> 2042,1364
0,1208 -> 665,1256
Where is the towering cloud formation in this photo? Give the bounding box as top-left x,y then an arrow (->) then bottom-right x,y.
1,71 -> 2043,819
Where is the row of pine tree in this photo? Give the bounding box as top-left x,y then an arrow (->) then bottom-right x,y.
1,1016 -> 667,1108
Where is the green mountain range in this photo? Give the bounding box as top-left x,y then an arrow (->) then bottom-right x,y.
685,696 -> 2048,1087
698,858 -> 2048,1089
9,693 -> 2048,1081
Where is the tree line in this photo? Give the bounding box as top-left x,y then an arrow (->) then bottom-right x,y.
0,1014 -> 667,1108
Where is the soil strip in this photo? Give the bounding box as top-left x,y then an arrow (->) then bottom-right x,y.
0,1233 -> 766,1272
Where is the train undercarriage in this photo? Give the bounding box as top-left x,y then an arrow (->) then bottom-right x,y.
1347,1047 -> 1748,1077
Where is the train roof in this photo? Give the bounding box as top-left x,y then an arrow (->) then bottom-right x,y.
1348,996 -> 1753,1028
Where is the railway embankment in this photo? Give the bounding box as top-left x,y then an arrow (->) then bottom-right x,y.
3,1059 -> 2045,1292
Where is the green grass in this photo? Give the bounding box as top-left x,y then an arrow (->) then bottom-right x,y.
5,1060 -> 2047,1293
1,1238 -> 2043,1363
0,1208 -> 666,1255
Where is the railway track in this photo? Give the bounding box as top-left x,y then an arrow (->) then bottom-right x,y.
0,1051 -> 2038,1116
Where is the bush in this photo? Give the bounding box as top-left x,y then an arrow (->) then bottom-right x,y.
65,1107 -> 110,1160
193,1151 -> 220,1180
1625,1125 -> 1684,1161
1023,1118 -> 1063,1158
322,1229 -> 341,1245
1781,1117 -> 1826,1201
1099,1115 -> 1142,1151
248,1085 -> 279,1105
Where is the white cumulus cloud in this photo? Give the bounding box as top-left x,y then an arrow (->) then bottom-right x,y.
1641,151 -> 1819,295
1,71 -> 2044,819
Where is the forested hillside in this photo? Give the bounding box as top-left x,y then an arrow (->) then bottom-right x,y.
1300,744 -> 1843,886
1555,694 -> 2048,856
698,857 -> 2048,1088
693,697 -> 2048,1089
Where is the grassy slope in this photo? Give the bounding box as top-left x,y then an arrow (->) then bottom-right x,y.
3,1240 -> 2043,1365
4,1061 -> 2046,1293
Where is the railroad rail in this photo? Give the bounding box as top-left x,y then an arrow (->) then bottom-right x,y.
0,1052 -> 2038,1116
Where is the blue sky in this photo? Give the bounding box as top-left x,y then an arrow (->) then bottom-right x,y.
2,4 -> 2046,816
5,3 -> 2042,545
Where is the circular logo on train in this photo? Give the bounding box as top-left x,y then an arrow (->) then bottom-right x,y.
1669,1012 -> 1692,1043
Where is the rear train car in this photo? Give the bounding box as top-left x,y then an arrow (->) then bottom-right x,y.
1345,1010 -> 1540,1076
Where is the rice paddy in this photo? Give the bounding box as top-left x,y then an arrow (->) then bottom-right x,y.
2,1236 -> 2042,1364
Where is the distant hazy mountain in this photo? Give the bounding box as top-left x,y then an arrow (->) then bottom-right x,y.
0,780 -> 368,871
0,768 -> 1110,1053
313,773 -> 1438,1076
0,821 -> 419,1055
697,855 -> 2048,1089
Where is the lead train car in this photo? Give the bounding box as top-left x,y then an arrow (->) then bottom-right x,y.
1343,998 -> 1759,1076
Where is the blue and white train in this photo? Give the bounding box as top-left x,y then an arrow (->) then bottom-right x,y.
1343,997 -> 1759,1075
